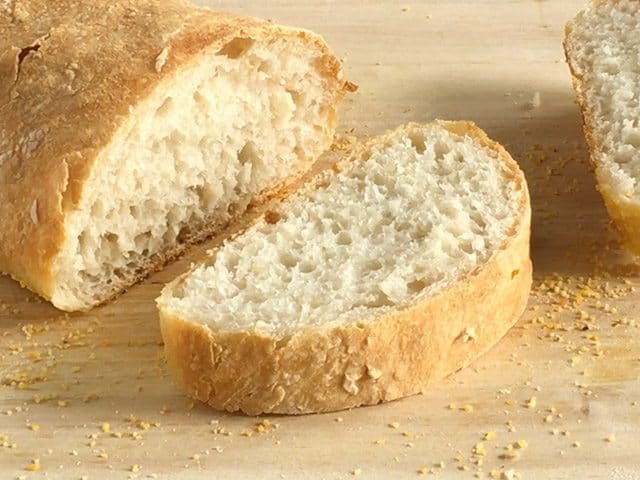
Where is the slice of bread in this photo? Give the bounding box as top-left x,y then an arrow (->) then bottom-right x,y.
157,121 -> 532,415
0,0 -> 350,311
565,1 -> 640,255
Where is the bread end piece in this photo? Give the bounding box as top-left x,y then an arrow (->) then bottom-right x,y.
564,2 -> 640,256
0,0 -> 350,311
158,121 -> 532,415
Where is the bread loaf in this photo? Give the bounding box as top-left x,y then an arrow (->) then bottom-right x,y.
0,0 -> 349,311
157,121 -> 532,415
565,0 -> 640,255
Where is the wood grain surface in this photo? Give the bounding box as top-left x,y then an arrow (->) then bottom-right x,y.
2,1 -> 639,479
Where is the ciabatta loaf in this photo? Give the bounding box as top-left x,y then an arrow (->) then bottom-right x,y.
157,121 -> 532,415
565,0 -> 640,255
0,0 -> 349,311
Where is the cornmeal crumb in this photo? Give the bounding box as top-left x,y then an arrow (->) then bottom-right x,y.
472,442 -> 486,457
25,459 -> 40,471
101,422 -> 110,433
29,423 -> 40,432
352,468 -> 362,476
130,465 -> 141,473
484,431 -> 496,441
514,440 -> 528,449
462,404 -> 474,412
605,434 -> 616,443
389,422 -> 400,429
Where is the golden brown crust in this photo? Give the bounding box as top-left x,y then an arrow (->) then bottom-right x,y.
0,0 -> 348,308
158,121 -> 532,415
564,5 -> 640,256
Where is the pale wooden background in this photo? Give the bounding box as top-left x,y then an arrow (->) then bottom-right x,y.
2,1 -> 639,479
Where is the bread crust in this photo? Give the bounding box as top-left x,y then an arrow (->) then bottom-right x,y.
158,121 -> 532,415
564,4 -> 640,256
0,0 -> 348,310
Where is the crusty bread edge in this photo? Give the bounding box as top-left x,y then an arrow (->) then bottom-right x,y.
157,120 -> 533,415
563,9 -> 640,257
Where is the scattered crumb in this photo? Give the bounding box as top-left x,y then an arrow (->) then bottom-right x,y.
25,459 -> 40,471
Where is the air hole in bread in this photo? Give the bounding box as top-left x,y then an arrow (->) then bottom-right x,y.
217,37 -> 255,59
156,97 -> 173,116
433,141 -> 450,160
409,132 -> 427,154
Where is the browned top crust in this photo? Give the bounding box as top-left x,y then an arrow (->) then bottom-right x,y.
0,0 -> 343,299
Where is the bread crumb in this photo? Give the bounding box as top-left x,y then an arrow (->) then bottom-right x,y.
503,469 -> 520,480
514,439 -> 528,449
155,47 -> 170,73
472,442 -> 486,457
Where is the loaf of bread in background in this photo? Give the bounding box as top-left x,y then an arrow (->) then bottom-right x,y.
565,0 -> 640,256
0,0 -> 350,311
157,121 -> 532,415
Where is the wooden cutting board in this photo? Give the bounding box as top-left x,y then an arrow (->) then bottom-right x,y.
2,1 -> 639,479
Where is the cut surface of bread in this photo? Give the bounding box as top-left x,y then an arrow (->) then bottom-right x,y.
565,0 -> 640,255
157,121 -> 532,415
0,0 -> 348,311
